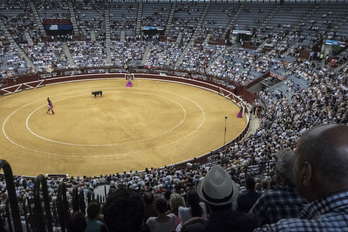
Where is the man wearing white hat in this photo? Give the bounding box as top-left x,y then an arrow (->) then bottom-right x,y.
182,165 -> 260,232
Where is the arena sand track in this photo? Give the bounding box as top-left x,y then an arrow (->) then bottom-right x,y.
0,79 -> 247,177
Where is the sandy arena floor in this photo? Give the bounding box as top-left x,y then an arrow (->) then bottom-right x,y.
0,79 -> 247,177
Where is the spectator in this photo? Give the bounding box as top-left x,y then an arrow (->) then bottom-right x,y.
182,165 -> 260,232
66,212 -> 87,232
146,197 -> 176,232
178,190 -> 207,228
250,149 -> 307,226
167,193 -> 185,230
255,124 -> 348,231
143,192 -> 158,222
103,188 -> 147,232
237,177 -> 261,213
85,201 -> 105,232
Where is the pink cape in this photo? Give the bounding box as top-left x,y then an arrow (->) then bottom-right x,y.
126,81 -> 133,87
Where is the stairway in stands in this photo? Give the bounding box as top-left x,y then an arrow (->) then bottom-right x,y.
105,2 -> 112,65
164,2 -> 177,37
68,1 -> 80,37
257,5 -> 280,51
175,2 -> 211,69
274,3 -> 321,55
222,4 -> 244,39
29,1 -> 47,38
0,18 -> 36,70
62,42 -> 75,68
135,0 -> 143,37
141,43 -> 151,66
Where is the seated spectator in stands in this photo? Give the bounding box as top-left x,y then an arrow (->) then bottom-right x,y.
237,177 -> 261,213
182,165 -> 260,232
178,190 -> 207,227
250,149 -> 307,226
146,197 -> 176,232
144,192 -> 158,222
103,188 -> 148,232
67,212 -> 87,232
255,124 -> 348,231
167,193 -> 185,229
85,201 -> 105,232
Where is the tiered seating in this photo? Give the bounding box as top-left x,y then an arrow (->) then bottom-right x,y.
144,41 -> 184,69
266,3 -> 312,33
20,42 -> 69,71
35,0 -> 70,19
167,2 -> 204,43
68,41 -> 107,68
0,0 -> 38,43
109,2 -> 137,39
74,1 -> 105,40
202,3 -> 239,41
110,40 -> 146,67
0,45 -> 31,78
141,2 -> 171,28
234,3 -> 275,31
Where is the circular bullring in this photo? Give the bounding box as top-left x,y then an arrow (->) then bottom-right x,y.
0,74 -> 248,176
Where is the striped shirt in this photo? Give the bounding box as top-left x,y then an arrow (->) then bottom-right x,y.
254,190 -> 348,232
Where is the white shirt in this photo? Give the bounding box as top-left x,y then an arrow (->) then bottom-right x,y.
146,214 -> 176,232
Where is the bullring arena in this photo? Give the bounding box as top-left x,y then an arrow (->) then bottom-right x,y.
0,0 -> 347,230
0,74 -> 247,176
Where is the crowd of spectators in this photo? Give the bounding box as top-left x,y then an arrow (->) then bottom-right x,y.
0,0 -> 347,231
3,123 -> 348,232
0,45 -> 33,78
20,42 -> 69,71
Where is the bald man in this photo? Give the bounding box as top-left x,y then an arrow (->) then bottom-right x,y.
254,124 -> 348,231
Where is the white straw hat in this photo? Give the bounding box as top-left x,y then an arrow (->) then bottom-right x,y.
197,165 -> 239,206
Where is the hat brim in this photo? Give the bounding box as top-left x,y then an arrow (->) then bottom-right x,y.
197,176 -> 239,206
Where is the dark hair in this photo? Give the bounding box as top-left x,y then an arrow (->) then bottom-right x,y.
143,192 -> 154,204
66,212 -> 87,232
155,197 -> 168,214
164,190 -> 172,201
103,188 -> 145,232
87,201 -> 100,220
245,177 -> 256,191
187,191 -> 202,217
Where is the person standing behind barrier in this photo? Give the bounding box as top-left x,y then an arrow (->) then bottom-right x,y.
254,124 -> 348,231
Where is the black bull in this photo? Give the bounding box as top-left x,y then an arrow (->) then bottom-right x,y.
92,91 -> 103,97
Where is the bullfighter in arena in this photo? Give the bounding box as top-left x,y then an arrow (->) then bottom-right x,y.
47,97 -> 53,108
47,97 -> 55,114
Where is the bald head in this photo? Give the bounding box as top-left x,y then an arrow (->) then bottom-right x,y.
295,124 -> 348,201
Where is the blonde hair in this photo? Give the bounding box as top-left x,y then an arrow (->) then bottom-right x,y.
169,193 -> 184,215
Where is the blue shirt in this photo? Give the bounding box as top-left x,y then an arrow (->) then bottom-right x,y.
85,218 -> 102,232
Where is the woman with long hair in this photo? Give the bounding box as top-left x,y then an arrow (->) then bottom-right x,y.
178,190 -> 207,226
